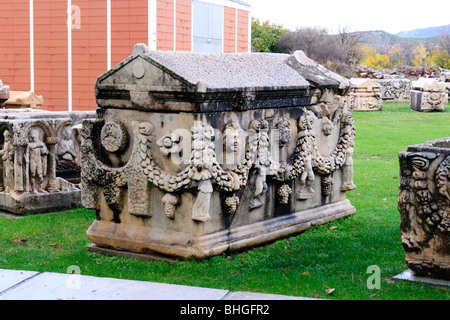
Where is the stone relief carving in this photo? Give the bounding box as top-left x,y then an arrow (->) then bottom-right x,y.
57,126 -> 78,163
82,108 -> 357,224
0,130 -> 14,192
346,78 -> 383,111
276,118 -> 291,147
0,110 -> 94,214
25,128 -> 49,193
156,131 -> 183,157
398,140 -> 450,279
410,78 -> 447,112
374,79 -> 411,101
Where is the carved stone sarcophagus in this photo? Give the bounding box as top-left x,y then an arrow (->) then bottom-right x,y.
83,45 -> 357,260
346,78 -> 383,111
0,109 -> 94,214
374,78 -> 411,102
410,78 -> 447,112
398,137 -> 450,279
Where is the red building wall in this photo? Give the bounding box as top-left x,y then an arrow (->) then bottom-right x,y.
111,0 -> 148,67
72,0 -> 107,111
0,0 -> 30,92
0,0 -> 250,112
237,9 -> 248,53
157,0 -> 174,51
223,6 -> 236,53
34,0 -> 68,111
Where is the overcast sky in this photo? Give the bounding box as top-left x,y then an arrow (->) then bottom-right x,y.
246,0 -> 449,34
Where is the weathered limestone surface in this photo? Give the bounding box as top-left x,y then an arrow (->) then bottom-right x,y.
0,80 -> 10,108
374,78 -> 410,101
398,137 -> 450,279
0,109 -> 95,214
410,78 -> 447,112
83,44 -> 357,260
5,91 -> 44,109
439,71 -> 450,103
346,78 -> 383,111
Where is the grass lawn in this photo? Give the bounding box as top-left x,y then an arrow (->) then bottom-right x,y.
1,102 -> 449,300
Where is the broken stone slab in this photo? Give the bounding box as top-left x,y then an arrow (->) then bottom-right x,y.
410,78 -> 447,112
84,44 -> 356,260
0,109 -> 95,214
5,91 -> 44,109
392,269 -> 450,288
0,80 -> 10,108
373,78 -> 411,101
398,137 -> 450,280
345,78 -> 383,111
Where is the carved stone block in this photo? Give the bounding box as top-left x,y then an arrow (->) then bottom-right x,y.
398,137 -> 450,279
5,91 -> 44,109
0,80 -> 10,108
374,78 -> 411,101
0,109 -> 95,214
83,44 -> 357,260
410,78 -> 447,112
346,78 -> 383,111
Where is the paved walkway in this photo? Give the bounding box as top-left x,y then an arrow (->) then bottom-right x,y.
0,268 -> 314,300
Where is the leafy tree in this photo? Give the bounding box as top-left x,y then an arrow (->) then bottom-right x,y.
251,17 -> 286,53
429,49 -> 450,69
361,53 -> 392,69
412,43 -> 431,67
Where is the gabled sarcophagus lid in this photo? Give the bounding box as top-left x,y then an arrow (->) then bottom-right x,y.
95,44 -> 349,113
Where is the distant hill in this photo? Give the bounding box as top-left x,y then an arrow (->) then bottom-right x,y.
395,24 -> 450,38
346,30 -> 437,51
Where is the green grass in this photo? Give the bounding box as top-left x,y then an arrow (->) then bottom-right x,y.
1,102 -> 449,300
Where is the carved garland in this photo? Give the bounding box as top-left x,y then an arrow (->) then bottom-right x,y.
135,112 -> 355,219
82,110 -> 356,222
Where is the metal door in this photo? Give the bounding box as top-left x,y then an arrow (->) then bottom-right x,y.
192,0 -> 223,52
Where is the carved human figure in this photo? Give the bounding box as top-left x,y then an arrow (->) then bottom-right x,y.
340,112 -> 356,191
0,130 -> 14,193
276,118 -> 291,147
57,126 -> 77,163
249,120 -> 280,209
25,128 -> 49,193
296,114 -> 315,199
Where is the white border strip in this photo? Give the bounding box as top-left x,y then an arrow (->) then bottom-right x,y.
148,0 -> 157,50
173,0 -> 177,51
29,0 -> 34,92
107,0 -> 111,70
67,0 -> 72,111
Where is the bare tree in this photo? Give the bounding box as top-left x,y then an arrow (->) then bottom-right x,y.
337,24 -> 365,64
438,25 -> 450,54
278,27 -> 344,63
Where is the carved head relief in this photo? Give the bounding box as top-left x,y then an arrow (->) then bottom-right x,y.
28,128 -> 42,143
321,117 -> 333,136
223,122 -> 241,153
